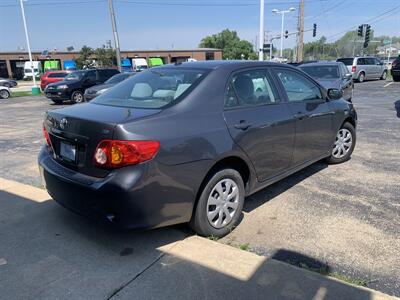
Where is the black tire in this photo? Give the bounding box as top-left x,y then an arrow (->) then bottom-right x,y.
71,90 -> 84,103
190,169 -> 245,238
393,75 -> 400,82
0,89 -> 10,99
357,72 -> 365,83
380,70 -> 387,80
326,122 -> 356,164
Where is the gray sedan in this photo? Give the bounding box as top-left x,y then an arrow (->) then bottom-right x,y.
299,62 -> 353,102
0,78 -> 17,88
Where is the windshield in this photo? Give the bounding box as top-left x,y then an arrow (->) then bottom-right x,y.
337,58 -> 354,66
105,73 -> 131,84
93,68 -> 208,109
65,71 -> 84,80
300,65 -> 340,79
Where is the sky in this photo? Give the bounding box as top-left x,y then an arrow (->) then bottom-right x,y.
0,0 -> 400,52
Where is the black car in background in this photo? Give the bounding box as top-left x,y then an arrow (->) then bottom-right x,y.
391,56 -> 400,82
39,61 -> 357,237
298,62 -> 354,102
44,68 -> 119,104
84,72 -> 136,101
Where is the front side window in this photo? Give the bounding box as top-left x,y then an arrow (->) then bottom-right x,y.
275,68 -> 322,102
85,70 -> 96,81
93,68 -> 207,109
65,71 -> 84,80
225,70 -> 277,108
48,72 -> 68,78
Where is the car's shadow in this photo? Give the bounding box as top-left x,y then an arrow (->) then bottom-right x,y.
243,161 -> 328,213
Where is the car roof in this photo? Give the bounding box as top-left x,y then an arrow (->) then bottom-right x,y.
153,60 -> 291,71
299,62 -> 341,67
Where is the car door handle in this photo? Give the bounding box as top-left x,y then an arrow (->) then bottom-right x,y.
234,120 -> 252,130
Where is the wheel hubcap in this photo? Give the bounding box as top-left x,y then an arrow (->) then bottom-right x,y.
332,128 -> 352,159
207,178 -> 239,229
0,90 -> 8,98
74,93 -> 83,102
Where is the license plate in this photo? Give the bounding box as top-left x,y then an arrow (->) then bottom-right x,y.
60,141 -> 76,162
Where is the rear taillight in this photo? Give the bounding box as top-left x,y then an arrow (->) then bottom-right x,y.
392,60 -> 398,68
93,140 -> 160,168
42,125 -> 52,147
351,65 -> 356,73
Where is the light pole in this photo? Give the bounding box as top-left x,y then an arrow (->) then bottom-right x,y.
258,0 -> 265,61
272,7 -> 295,60
19,0 -> 40,94
108,0 -> 121,71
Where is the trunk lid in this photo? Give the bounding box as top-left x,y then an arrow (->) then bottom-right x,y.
45,103 -> 161,177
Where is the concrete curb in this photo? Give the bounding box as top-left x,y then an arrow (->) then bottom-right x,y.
1,178 -> 398,300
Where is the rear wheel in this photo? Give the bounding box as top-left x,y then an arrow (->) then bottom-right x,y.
326,122 -> 356,164
380,70 -> 387,80
190,169 -> 245,238
71,91 -> 84,103
0,89 -> 10,99
357,72 -> 365,83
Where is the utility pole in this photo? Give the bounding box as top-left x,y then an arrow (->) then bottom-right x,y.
19,0 -> 39,94
108,0 -> 121,71
296,0 -> 304,62
258,0 -> 265,61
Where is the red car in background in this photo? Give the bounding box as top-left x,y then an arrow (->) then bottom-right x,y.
40,70 -> 70,91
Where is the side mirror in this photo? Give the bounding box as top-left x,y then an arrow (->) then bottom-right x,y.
345,73 -> 352,80
327,88 -> 343,100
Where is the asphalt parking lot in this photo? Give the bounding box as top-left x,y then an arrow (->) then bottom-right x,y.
0,80 -> 399,296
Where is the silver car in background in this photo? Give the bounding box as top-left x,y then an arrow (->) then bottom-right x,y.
337,57 -> 388,82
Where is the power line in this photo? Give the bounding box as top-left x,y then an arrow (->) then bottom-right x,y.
326,3 -> 400,41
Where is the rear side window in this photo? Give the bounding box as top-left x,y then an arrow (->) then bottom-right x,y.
357,58 -> 366,65
48,72 -> 67,78
225,70 -> 278,108
275,68 -> 322,102
337,58 -> 354,66
93,68 -> 207,109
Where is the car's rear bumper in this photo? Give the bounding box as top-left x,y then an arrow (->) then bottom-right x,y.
38,147 -> 195,229
391,69 -> 400,76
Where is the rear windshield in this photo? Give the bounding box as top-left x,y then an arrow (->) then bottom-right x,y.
299,65 -> 339,79
337,58 -> 354,66
48,72 -> 68,78
93,68 -> 208,109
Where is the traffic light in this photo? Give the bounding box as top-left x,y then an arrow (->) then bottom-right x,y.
364,24 -> 371,48
357,25 -> 363,37
313,23 -> 317,37
284,30 -> 289,39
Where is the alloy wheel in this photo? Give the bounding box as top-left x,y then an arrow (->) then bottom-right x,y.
0,90 -> 10,99
206,178 -> 240,229
73,92 -> 83,103
332,128 -> 352,159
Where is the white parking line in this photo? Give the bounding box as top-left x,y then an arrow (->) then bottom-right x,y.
383,82 -> 394,87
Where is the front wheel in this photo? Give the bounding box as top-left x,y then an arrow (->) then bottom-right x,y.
0,89 -> 10,99
380,70 -> 387,80
71,91 -> 84,103
326,122 -> 356,164
190,169 -> 245,238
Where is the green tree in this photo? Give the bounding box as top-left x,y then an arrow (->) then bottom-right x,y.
94,46 -> 117,67
199,29 -> 257,60
76,45 -> 93,69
